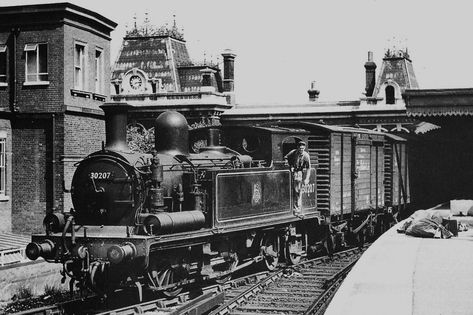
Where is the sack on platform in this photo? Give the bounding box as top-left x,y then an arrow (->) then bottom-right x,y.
405,217 -> 453,239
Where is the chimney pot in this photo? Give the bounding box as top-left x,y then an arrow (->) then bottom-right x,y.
368,51 -> 373,62
308,81 -> 320,102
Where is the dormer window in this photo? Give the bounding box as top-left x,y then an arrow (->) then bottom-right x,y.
385,85 -> 395,104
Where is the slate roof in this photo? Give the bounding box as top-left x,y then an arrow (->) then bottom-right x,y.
373,50 -> 419,97
112,36 -> 188,89
112,23 -> 223,93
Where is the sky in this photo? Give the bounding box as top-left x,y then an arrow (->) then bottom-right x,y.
3,0 -> 473,104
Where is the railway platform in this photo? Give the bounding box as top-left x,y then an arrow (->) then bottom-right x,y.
325,203 -> 473,315
0,232 -> 64,303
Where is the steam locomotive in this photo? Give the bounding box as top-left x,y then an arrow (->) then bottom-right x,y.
25,103 -> 409,299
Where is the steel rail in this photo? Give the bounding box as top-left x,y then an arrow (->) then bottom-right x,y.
303,258 -> 359,315
208,246 -> 366,315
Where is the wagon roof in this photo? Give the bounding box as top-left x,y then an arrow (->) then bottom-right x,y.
383,133 -> 407,142
222,125 -> 311,134
281,122 -> 386,136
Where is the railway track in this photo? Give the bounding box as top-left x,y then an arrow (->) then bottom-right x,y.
7,246 -> 366,315
209,246 -> 366,315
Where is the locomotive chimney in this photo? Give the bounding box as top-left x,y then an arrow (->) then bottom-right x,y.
207,128 -> 220,147
100,102 -> 132,152
155,111 -> 189,156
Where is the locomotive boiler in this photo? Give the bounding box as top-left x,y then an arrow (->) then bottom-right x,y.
25,102 -> 409,299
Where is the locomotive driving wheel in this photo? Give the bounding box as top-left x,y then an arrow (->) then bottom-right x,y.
148,262 -> 186,298
156,266 -> 185,298
285,230 -> 307,265
214,252 -> 239,284
261,234 -> 280,271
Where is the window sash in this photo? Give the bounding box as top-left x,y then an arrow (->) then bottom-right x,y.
24,43 -> 37,51
74,44 -> 86,90
0,49 -> 6,83
25,43 -> 48,82
95,49 -> 103,93
0,138 -> 6,195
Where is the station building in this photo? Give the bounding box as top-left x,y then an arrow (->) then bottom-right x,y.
110,20 -> 236,128
0,3 -> 116,233
222,49 -> 418,133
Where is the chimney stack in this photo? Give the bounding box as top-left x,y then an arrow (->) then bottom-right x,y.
364,51 -> 377,97
222,49 -> 236,105
307,81 -> 320,102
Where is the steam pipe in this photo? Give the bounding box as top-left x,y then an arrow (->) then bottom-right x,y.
51,113 -> 57,212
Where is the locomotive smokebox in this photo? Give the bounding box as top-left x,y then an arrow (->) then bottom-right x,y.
100,102 -> 133,152
155,111 -> 189,156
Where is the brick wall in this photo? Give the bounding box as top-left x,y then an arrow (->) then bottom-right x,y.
63,113 -> 105,211
0,5 -> 114,234
15,26 -> 65,113
0,32 -> 11,110
11,117 -> 62,233
63,24 -> 112,111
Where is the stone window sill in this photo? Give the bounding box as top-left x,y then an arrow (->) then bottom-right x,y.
71,89 -> 92,99
93,93 -> 106,102
23,81 -> 50,86
0,195 -> 10,202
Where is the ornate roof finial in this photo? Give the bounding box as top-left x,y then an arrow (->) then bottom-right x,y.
384,36 -> 410,59
144,12 -> 149,35
125,14 -> 185,40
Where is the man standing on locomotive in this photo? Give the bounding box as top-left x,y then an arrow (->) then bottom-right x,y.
284,141 -> 311,211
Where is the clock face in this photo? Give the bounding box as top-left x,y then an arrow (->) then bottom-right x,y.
129,75 -> 143,90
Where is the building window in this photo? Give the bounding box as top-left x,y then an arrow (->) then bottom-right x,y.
95,49 -> 103,94
25,43 -> 48,82
385,85 -> 395,104
0,45 -> 6,84
0,138 -> 6,196
74,43 -> 86,90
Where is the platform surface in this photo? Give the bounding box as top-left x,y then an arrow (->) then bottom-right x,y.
325,209 -> 473,315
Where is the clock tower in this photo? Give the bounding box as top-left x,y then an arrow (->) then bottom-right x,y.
111,17 -> 236,128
